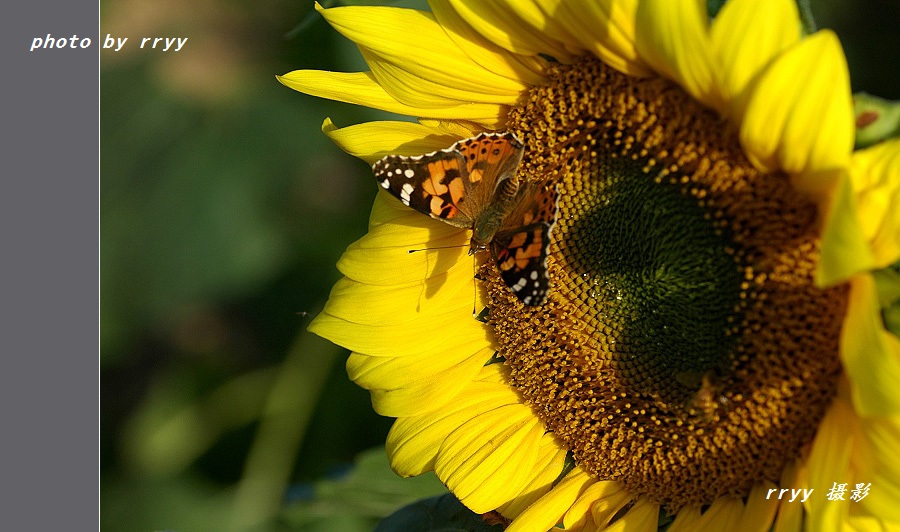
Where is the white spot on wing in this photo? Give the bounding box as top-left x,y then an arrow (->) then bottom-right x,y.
400,182 -> 414,205
512,278 -> 526,292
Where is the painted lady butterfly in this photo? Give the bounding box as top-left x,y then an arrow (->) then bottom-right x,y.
372,132 -> 559,306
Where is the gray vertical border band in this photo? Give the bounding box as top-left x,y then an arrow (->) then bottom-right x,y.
1,1 -> 98,529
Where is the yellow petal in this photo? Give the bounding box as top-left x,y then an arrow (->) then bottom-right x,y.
446,0 -> 576,61
739,482 -> 781,532
563,481 -> 630,529
804,398 -> 854,532
322,118 -> 463,164
553,0 -> 652,77
771,501 -> 802,532
841,275 -> 900,416
309,308 -> 489,358
738,31 -> 853,175
361,48 -> 514,107
386,364 -> 520,476
336,195 -> 472,286
346,345 -> 486,391
365,349 -> 492,417
417,119 -> 483,140
817,171 -> 876,286
500,0 -> 586,56
427,0 -> 547,85
772,460 -> 807,532
346,350 -> 493,419
322,274 -> 474,328
277,70 -> 504,127
635,0 -> 727,113
506,468 -> 597,532
858,415 -> 900,521
604,498 -> 659,532
711,0 -> 801,113
436,405 -> 544,513
496,433 -> 568,519
683,497 -> 743,531
850,138 -> 900,269
668,506 -> 704,532
318,5 -> 527,103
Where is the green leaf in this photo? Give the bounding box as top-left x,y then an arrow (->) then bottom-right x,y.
375,494 -> 505,532
281,447 -> 448,530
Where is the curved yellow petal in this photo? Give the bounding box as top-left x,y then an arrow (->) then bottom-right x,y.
362,48 -> 516,107
804,398 -> 854,532
553,0 -> 652,77
427,0 -> 547,85
500,0 -> 586,55
506,468 -> 597,532
635,0 -> 726,113
604,497 -> 659,532
417,119 -> 484,140
771,494 -> 802,532
858,415 -> 900,521
322,272 -> 475,328
437,405 -> 544,513
347,345 -> 494,394
738,31 -> 853,176
496,433 -> 568,519
771,460 -> 807,532
446,0 -> 576,61
684,497 -> 743,531
711,0 -> 801,114
562,481 -> 630,529
364,349 -> 492,417
739,482 -> 780,532
817,171 -> 876,286
850,138 -> 900,269
346,345 -> 486,392
668,506 -> 704,532
277,70 -> 504,127
318,4 -> 528,103
841,275 -> 900,416
322,118 -> 464,163
335,195 -> 472,286
386,364 -> 521,476
310,308 -> 489,358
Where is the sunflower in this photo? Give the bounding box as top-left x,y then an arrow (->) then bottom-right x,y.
279,0 -> 900,529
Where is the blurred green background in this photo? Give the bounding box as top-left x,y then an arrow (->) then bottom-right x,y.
100,1 -> 898,531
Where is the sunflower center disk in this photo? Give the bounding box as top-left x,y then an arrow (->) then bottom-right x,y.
488,59 -> 850,509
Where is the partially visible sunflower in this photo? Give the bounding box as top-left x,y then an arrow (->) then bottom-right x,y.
280,0 -> 900,530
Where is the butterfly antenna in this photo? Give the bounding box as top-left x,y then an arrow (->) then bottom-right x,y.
408,243 -> 470,254
472,255 -> 478,317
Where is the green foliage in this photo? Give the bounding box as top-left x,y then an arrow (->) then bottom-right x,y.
281,448 -> 448,531
375,494 -> 505,532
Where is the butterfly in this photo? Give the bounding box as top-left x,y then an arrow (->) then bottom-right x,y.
372,132 -> 559,306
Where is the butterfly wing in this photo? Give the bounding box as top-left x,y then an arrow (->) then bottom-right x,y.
373,147 -> 474,228
492,183 -> 559,306
453,132 -> 525,211
371,132 -> 526,231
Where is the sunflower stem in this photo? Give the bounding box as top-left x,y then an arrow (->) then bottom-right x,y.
796,0 -> 817,34
229,331 -> 341,531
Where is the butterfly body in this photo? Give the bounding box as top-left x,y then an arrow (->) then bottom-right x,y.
372,132 -> 559,306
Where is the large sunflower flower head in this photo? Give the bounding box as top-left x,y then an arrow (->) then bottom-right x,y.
280,0 -> 900,529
